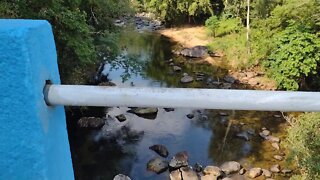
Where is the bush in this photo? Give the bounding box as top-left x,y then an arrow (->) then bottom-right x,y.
205,16 -> 220,37
287,113 -> 320,179
263,26 -> 320,90
216,18 -> 242,36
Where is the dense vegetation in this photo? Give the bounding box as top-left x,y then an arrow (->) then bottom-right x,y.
133,0 -> 224,24
205,0 -> 320,91
0,0 -> 132,83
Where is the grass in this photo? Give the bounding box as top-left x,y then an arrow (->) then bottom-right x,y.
286,112 -> 320,179
207,31 -> 254,69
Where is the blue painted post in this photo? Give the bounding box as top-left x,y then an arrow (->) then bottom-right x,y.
0,20 -> 74,179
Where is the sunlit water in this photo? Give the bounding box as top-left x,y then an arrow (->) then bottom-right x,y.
66,29 -> 293,180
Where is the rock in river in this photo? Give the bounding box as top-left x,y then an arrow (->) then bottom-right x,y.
262,169 -> 272,178
203,166 -> 223,177
116,114 -> 126,122
78,117 -> 105,129
270,164 -> 280,173
181,166 -> 199,180
180,46 -> 208,58
128,107 -> 158,119
173,66 -> 182,72
149,144 -> 169,158
181,75 -> 194,83
147,157 -> 169,174
236,131 -> 250,141
248,168 -> 263,178
113,174 -> 131,180
169,151 -> 189,169
187,114 -> 195,119
220,161 -> 241,175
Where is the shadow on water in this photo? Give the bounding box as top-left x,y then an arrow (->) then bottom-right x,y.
64,28 -> 293,180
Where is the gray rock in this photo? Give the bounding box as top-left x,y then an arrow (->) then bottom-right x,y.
224,76 -> 236,83
113,174 -> 131,180
220,161 -> 241,175
78,117 -> 105,129
164,108 -> 175,112
259,130 -> 270,139
181,166 -> 199,180
273,155 -> 284,161
129,107 -> 158,115
236,132 -> 250,141
219,112 -> 228,116
248,168 -> 263,178
147,157 -> 169,174
270,164 -> 280,173
239,168 -> 246,175
149,144 -> 169,158
180,46 -> 208,58
187,114 -> 195,119
170,169 -> 182,180
281,169 -> 292,174
203,166 -> 223,177
116,114 -> 126,122
262,169 -> 272,178
266,136 -> 280,143
169,151 -> 189,169
181,76 -> 194,83
173,66 -> 182,72
221,83 -> 232,89
271,143 -> 280,150
247,129 -> 255,135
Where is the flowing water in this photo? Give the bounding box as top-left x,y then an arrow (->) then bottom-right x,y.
66,28 -> 294,180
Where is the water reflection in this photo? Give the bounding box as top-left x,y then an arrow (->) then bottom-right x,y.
67,29 -> 291,180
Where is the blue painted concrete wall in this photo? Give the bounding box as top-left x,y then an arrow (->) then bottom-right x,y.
0,20 -> 74,179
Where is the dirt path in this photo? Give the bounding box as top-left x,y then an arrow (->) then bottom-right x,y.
159,26 -> 211,48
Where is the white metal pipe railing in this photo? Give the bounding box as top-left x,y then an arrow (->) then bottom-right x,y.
44,85 -> 320,112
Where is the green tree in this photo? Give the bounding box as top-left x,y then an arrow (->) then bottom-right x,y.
264,26 -> 320,90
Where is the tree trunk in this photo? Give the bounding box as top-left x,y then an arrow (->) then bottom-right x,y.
246,0 -> 250,55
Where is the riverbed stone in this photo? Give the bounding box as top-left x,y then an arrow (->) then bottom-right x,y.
187,114 -> 195,119
116,114 -> 126,122
224,76 -> 236,84
262,169 -> 272,178
271,142 -> 280,150
273,155 -> 284,161
236,131 -> 250,141
181,166 -> 199,180
220,161 -> 241,175
181,76 -> 194,83
270,164 -> 280,173
149,144 -> 169,158
128,107 -> 158,118
203,166 -> 223,177
113,174 -> 131,180
173,66 -> 182,72
78,117 -> 105,129
239,168 -> 246,175
164,108 -> 175,112
147,157 -> 169,174
170,169 -> 182,180
281,168 -> 292,174
169,151 -> 189,169
248,168 -> 263,178
266,136 -> 280,143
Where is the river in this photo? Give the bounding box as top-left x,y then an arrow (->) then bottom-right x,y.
65,27 -> 293,180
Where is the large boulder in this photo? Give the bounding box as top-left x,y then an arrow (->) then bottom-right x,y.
180,46 -> 208,58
